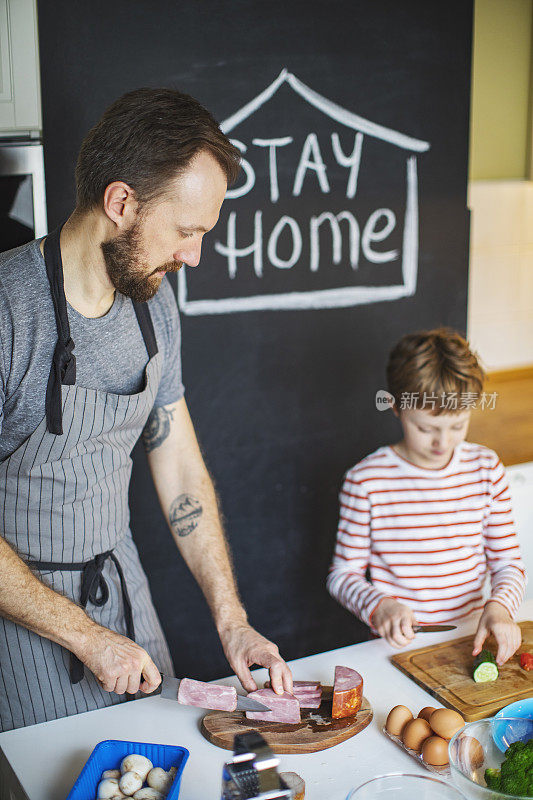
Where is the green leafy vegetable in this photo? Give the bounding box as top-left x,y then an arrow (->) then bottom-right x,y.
484,738 -> 533,796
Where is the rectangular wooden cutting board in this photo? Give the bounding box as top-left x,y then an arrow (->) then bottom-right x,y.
392,621 -> 533,721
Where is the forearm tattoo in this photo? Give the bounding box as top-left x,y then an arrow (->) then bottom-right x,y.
169,494 -> 203,537
142,407 -> 174,452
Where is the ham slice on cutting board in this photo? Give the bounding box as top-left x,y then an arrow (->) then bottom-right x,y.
177,677 -> 237,712
265,680 -> 323,709
245,688 -> 301,723
265,680 -> 321,691
331,665 -> 363,719
291,686 -> 322,709
291,681 -> 321,690
294,694 -> 321,709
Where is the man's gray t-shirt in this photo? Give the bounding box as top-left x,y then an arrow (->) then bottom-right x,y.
0,239 -> 185,462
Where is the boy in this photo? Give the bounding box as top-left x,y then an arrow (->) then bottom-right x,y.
327,328 -> 525,666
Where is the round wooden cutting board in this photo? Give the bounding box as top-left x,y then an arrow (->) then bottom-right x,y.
201,686 -> 373,753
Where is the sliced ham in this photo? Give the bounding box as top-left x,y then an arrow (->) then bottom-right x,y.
291,680 -> 321,691
292,688 -> 322,709
265,680 -> 321,691
264,680 -> 322,709
295,693 -> 322,709
177,678 -> 237,712
331,665 -> 363,719
245,688 -> 301,724
293,689 -> 321,698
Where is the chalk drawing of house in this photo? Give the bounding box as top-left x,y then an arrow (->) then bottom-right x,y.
177,68 -> 430,315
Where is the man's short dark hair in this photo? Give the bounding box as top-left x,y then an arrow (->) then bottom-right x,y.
75,87 -> 241,210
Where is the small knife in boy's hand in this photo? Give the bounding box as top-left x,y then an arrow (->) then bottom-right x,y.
412,624 -> 457,633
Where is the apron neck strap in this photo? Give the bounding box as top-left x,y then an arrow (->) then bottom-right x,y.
44,225 -> 76,435
132,301 -> 158,360
43,224 -> 159,436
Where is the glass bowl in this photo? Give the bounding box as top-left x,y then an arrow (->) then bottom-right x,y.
448,717 -> 533,799
346,772 -> 467,799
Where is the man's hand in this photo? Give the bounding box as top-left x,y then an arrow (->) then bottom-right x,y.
218,622 -> 293,695
372,598 -> 416,648
472,600 -> 521,666
74,622 -> 162,695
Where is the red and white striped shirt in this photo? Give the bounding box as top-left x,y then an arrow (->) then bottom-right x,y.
327,442 -> 525,626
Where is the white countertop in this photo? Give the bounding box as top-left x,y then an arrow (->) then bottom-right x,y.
2,602 -> 532,800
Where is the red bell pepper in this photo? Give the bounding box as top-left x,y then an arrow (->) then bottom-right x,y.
520,653 -> 533,671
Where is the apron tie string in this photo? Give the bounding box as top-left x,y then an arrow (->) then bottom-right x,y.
26,550 -> 135,685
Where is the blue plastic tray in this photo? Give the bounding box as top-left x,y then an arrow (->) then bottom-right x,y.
66,739 -> 189,800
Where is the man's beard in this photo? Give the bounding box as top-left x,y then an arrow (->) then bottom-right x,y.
101,219 -> 181,303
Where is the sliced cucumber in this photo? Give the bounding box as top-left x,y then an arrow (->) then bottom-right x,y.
473,650 -> 498,683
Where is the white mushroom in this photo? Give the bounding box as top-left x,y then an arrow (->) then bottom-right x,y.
119,771 -> 143,796
97,779 -> 121,799
120,755 -> 153,781
132,790 -> 165,800
146,767 -> 176,794
102,770 -> 121,780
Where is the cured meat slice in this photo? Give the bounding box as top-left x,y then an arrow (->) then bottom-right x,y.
331,665 -> 363,719
177,678 -> 237,712
264,680 -> 322,709
265,680 -> 321,691
245,689 -> 301,723
292,687 -> 321,696
291,687 -> 322,709
292,680 -> 321,690
295,693 -> 322,709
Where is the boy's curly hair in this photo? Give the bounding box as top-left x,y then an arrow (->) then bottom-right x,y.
386,328 -> 485,414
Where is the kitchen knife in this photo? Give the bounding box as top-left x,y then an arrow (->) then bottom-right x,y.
158,674 -> 271,712
412,624 -> 457,633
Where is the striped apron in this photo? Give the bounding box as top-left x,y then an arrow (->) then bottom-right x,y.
0,227 -> 174,732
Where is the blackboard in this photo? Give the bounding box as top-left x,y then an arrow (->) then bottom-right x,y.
37,0 -> 473,680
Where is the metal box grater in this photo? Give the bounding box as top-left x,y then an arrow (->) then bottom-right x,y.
221,732 -> 293,799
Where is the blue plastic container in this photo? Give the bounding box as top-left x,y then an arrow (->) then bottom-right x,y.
66,739 -> 189,800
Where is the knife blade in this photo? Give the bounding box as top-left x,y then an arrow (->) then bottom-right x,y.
158,674 -> 271,712
412,624 -> 457,633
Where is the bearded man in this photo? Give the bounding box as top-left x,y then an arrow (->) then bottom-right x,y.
0,88 -> 292,731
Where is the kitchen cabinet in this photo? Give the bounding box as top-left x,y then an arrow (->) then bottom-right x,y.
0,0 -> 41,134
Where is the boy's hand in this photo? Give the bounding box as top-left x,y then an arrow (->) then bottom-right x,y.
472,600 -> 521,666
372,598 -> 416,648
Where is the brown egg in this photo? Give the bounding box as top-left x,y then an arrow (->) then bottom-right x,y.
385,705 -> 413,737
402,717 -> 432,752
418,706 -> 437,722
422,735 -> 450,766
429,708 -> 465,740
455,735 -> 484,770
